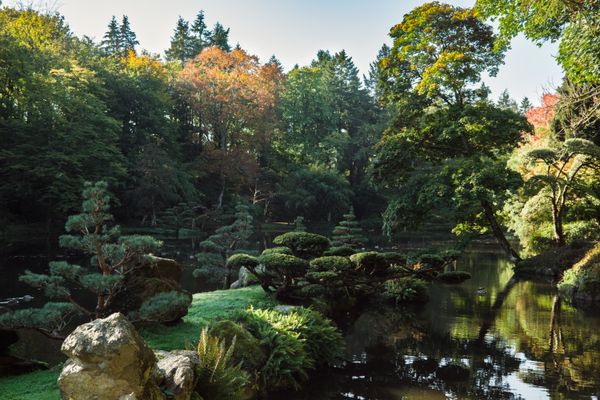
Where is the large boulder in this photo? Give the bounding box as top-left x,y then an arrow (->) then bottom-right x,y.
155,350 -> 199,400
58,313 -> 163,400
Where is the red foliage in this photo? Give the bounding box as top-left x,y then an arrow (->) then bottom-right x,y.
526,93 -> 560,129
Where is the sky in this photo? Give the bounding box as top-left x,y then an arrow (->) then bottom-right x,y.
7,0 -> 563,105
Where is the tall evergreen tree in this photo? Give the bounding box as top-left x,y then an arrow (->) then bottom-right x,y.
207,22 -> 231,52
119,15 -> 138,54
100,16 -> 121,55
166,16 -> 194,65
190,11 -> 208,55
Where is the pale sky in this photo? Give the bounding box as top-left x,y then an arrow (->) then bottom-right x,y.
7,0 -> 563,105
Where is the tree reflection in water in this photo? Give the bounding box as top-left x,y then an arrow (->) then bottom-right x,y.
272,245 -> 600,400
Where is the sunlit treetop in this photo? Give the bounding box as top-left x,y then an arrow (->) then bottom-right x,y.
476,0 -> 600,84
379,1 -> 504,106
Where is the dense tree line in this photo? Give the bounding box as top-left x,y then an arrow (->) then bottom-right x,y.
1,1 -> 598,261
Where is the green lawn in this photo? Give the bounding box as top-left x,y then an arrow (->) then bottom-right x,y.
0,286 -> 276,400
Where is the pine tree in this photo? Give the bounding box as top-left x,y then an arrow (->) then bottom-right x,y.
0,182 -> 163,337
266,54 -> 284,74
520,97 -> 533,113
193,204 -> 254,287
207,22 -> 231,52
331,208 -> 366,248
190,11 -> 208,56
101,16 -> 121,55
120,15 -> 138,55
166,16 -> 194,65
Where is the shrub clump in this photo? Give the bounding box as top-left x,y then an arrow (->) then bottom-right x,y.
235,307 -> 344,391
137,291 -> 192,323
272,232 -> 330,259
208,320 -> 267,372
350,252 -> 389,276
261,246 -> 292,256
324,245 -> 356,257
383,278 -> 429,304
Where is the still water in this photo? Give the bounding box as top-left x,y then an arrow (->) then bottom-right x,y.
279,244 -> 600,400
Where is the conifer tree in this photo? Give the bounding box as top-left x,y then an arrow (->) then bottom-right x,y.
101,16 -> 121,55
190,11 -> 208,55
331,207 -> 366,248
119,15 -> 138,55
0,182 -> 165,337
207,22 -> 231,51
166,16 -> 194,65
193,204 -> 254,287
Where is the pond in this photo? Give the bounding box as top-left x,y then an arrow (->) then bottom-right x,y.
275,243 -> 600,400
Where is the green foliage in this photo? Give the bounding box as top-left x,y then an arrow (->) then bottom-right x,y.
260,247 -> 292,256
331,208 -> 367,248
382,252 -> 407,268
195,328 -> 249,400
259,254 -> 309,279
323,245 -> 356,257
0,302 -> 80,337
309,256 -> 353,272
9,181 -> 174,335
137,291 -> 192,322
272,231 -> 330,259
227,254 -> 259,270
293,216 -> 307,232
476,0 -> 600,84
237,307 -> 343,390
193,204 -> 254,287
208,320 -> 267,372
350,252 -> 389,276
559,242 -> 600,303
383,278 -> 429,304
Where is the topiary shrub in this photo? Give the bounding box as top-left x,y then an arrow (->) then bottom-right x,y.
383,278 -> 429,304
208,320 -> 267,372
324,245 -> 356,257
272,232 -> 330,259
309,256 -> 353,272
195,328 -> 250,400
137,291 -> 192,323
436,271 -> 471,284
350,252 -> 389,276
256,253 -> 309,296
260,246 -> 292,256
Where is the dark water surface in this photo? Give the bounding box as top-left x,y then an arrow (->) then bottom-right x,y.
277,244 -> 600,400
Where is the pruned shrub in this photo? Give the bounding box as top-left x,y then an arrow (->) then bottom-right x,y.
324,245 -> 356,257
208,320 -> 267,371
383,278 -> 429,304
272,232 -> 330,259
350,252 -> 389,276
382,252 -> 407,268
137,291 -> 192,323
261,246 -> 292,256
259,253 -> 309,279
309,256 -> 353,272
227,254 -> 259,270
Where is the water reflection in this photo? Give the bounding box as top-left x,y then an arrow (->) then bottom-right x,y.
278,244 -> 600,400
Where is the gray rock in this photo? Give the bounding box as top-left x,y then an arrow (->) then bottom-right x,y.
155,350 -> 199,400
58,313 -> 163,400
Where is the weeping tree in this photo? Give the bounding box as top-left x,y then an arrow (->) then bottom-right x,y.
0,181 -> 185,338
524,138 -> 600,246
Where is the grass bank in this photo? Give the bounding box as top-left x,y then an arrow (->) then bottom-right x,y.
0,286 -> 277,400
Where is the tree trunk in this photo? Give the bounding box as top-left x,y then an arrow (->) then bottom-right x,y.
552,202 -> 566,247
480,199 -> 521,263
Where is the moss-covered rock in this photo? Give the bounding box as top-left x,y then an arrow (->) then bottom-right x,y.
272,232 -> 330,259
208,320 -> 267,372
559,242 -> 600,305
436,271 -> 472,284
